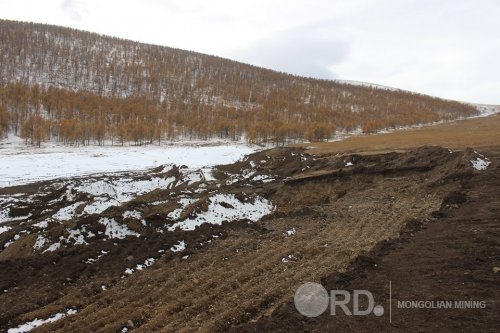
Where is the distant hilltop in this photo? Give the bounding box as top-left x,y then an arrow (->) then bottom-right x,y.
0,19 -> 479,146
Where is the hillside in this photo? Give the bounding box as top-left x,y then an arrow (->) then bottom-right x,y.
0,19 -> 479,146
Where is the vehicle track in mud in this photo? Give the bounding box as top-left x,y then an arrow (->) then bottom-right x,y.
231,147 -> 500,333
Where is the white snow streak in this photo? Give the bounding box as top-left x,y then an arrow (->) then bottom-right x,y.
98,217 -> 139,239
168,194 -> 273,231
7,309 -> 77,333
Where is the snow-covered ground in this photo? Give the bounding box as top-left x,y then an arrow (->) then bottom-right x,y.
7,309 -> 77,333
469,104 -> 500,118
334,79 -> 401,91
167,193 -> 274,231
470,151 -> 491,171
0,157 -> 276,254
0,135 -> 258,187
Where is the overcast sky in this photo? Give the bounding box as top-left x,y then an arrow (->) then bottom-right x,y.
1,0 -> 499,104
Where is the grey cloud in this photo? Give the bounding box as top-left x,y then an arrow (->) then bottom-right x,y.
61,0 -> 87,21
231,27 -> 349,79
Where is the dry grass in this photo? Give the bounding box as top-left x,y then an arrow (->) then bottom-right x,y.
295,113 -> 500,155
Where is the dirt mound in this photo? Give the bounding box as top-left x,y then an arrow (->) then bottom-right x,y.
0,145 -> 497,332
230,147 -> 500,333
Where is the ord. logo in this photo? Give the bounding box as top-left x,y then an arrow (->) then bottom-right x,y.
294,282 -> 384,317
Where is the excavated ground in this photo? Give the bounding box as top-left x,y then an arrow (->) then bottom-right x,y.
232,147 -> 500,333
0,145 -> 498,332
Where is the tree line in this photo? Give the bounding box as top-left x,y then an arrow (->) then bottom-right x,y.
0,83 -> 477,146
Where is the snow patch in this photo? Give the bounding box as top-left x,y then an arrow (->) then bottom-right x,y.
0,225 -> 11,234
42,242 -> 61,253
33,235 -> 49,250
170,240 -> 186,252
122,210 -> 143,220
167,194 -> 273,231
84,250 -> 109,264
470,154 -> 491,171
167,198 -> 197,220
135,257 -> 156,270
53,202 -> 84,221
285,228 -> 296,237
98,217 -> 139,239
66,226 -> 95,245
7,309 -> 77,333
123,210 -> 146,225
251,174 -> 275,183
281,254 -> 298,263
33,220 -> 49,229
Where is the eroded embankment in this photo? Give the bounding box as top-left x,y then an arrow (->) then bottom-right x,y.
231,146 -> 500,333
0,146 -> 494,332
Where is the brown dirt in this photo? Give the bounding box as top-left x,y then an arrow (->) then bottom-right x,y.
0,144 -> 498,332
230,147 -> 500,332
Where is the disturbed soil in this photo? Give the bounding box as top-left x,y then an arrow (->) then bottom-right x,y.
0,144 -> 498,332
232,147 -> 500,333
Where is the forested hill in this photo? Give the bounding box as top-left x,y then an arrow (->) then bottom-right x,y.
0,19 -> 478,145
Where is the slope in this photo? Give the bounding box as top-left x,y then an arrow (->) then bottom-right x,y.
0,19 -> 479,145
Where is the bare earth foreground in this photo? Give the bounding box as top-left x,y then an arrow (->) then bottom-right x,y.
0,114 -> 499,332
